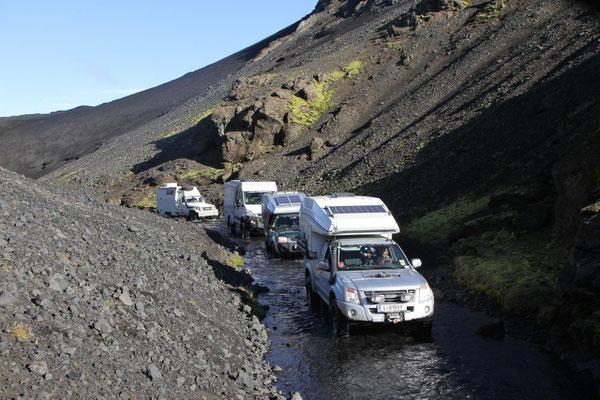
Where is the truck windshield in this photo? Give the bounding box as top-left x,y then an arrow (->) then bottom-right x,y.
185,196 -> 203,204
338,243 -> 410,270
244,192 -> 264,204
274,215 -> 299,232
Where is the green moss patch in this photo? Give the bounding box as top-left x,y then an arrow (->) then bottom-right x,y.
133,193 -> 156,209
453,230 -> 566,310
228,254 -> 245,268
405,195 -> 490,245
180,167 -> 224,182
287,60 -> 363,127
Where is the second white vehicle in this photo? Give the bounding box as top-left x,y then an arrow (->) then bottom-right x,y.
223,180 -> 277,237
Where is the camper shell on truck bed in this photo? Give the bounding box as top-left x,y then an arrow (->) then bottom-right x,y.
261,192 -> 306,256
298,193 -> 399,258
300,193 -> 434,336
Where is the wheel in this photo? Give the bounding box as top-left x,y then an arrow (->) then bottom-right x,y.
165,212 -> 172,218
265,238 -> 272,254
241,219 -> 249,238
329,297 -> 350,336
189,212 -> 197,222
230,222 -> 236,234
305,275 -> 320,310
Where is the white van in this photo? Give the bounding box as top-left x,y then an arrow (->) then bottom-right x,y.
224,180 -> 277,237
156,183 -> 218,221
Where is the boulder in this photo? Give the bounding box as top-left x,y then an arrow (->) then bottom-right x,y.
207,106 -> 237,137
297,82 -> 318,102
280,121 -> 303,145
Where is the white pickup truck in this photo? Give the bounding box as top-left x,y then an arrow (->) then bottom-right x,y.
298,193 -> 434,336
156,183 -> 218,221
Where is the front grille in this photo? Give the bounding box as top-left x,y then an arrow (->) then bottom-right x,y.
363,289 -> 416,304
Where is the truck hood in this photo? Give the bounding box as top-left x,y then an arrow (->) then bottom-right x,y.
338,269 -> 426,291
245,204 -> 262,216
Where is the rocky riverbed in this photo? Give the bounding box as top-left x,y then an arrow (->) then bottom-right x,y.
0,166 -> 290,399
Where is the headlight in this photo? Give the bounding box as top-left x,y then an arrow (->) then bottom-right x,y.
344,287 -> 360,304
371,294 -> 385,303
277,237 -> 289,243
419,283 -> 433,302
400,292 -> 415,302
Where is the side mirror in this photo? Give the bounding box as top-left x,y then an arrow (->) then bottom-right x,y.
410,258 -> 422,268
318,261 -> 330,271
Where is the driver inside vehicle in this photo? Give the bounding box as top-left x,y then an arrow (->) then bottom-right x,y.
377,247 -> 393,264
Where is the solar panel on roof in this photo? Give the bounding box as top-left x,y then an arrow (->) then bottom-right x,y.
329,205 -> 386,214
274,195 -> 303,206
288,195 -> 302,203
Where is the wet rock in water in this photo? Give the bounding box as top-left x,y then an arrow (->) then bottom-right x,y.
290,391 -> 304,400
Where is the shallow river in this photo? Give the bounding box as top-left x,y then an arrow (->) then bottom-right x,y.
208,221 -> 585,399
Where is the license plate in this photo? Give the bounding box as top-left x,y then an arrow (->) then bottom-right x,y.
377,303 -> 406,313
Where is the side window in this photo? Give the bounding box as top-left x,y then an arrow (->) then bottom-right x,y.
318,244 -> 331,271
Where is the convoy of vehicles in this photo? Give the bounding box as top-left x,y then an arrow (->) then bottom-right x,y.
261,191 -> 306,257
160,179 -> 434,337
298,193 -> 434,336
156,183 -> 218,220
223,180 -> 278,237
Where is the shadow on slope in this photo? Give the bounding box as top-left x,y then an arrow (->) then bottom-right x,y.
363,51 -> 600,239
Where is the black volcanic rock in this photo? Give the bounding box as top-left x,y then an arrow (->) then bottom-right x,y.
0,166 -> 280,399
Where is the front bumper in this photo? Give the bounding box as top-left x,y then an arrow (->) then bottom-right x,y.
336,298 -> 434,323
193,208 -> 219,218
277,241 -> 300,255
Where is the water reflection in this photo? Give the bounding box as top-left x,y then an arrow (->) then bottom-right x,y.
206,221 -> 582,400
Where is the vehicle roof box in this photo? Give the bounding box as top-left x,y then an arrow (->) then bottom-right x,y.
262,192 -> 307,215
300,194 -> 400,236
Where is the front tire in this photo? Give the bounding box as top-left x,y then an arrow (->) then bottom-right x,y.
230,222 -> 237,234
189,212 -> 197,222
241,219 -> 250,238
329,298 -> 350,336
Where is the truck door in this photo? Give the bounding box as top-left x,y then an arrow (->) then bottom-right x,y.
176,191 -> 187,216
315,244 -> 332,300
234,189 -> 243,223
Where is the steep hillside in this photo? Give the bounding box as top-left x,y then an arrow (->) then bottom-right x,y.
0,166 -> 283,399
4,0 -> 600,391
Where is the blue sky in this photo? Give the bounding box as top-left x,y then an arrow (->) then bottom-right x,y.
0,1 -> 316,117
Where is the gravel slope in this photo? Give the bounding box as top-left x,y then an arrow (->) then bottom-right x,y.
0,166 -> 284,399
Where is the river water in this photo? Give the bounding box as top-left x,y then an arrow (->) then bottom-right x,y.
208,221 -> 585,399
